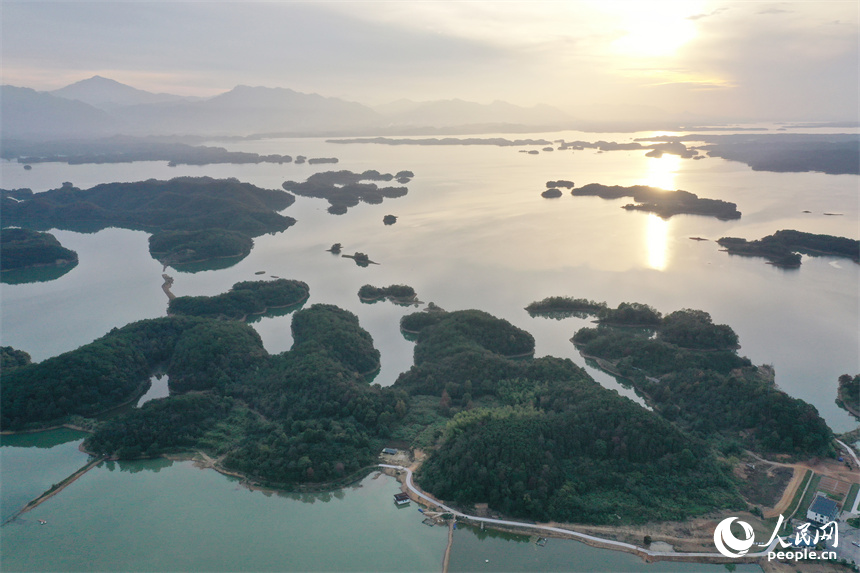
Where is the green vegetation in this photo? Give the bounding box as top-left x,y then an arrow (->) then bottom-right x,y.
149,229 -> 253,267
1,316 -> 212,430
837,374 -> 859,417
1,346 -> 31,370
784,470 -> 813,520
6,297 -> 405,487
282,170 -> 408,214
168,279 -> 309,320
1,177 -> 296,270
0,227 -> 78,272
844,484 -> 859,516
525,297 -> 607,319
394,310 -> 742,524
571,304 -> 832,456
597,302 -> 662,326
358,284 -> 417,304
717,230 -> 859,267
571,183 -> 741,220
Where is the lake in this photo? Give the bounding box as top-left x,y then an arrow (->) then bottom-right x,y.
1,128 -> 856,570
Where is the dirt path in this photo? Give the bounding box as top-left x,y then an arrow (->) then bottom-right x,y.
3,455 -> 105,525
764,467 -> 803,518
442,520 -> 454,573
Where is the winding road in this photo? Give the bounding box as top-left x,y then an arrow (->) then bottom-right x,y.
379,464 -> 782,563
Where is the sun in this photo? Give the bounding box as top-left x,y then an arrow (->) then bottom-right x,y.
606,1 -> 705,59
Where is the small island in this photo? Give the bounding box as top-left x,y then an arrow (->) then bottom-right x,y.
382,215 -> 397,225
282,170 -> 409,215
358,284 -> 418,305
525,296 -> 606,319
342,252 -> 378,267
571,183 -> 741,220
1,228 -> 78,281
717,230 -> 859,267
327,243 -> 342,254
541,188 -> 562,198
168,279 -> 310,321
1,177 -> 296,271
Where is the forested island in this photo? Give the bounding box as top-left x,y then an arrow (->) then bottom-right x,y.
1,177 -> 296,269
282,170 -> 411,215
358,284 -> 418,305
2,136 -> 295,166
525,296 -> 607,319
570,183 -> 741,220
168,279 -> 310,320
1,227 -> 78,274
716,230 -> 860,267
1,289 -> 838,528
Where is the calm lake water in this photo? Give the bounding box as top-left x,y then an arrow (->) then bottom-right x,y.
1,128 -> 856,571
1,430 -> 758,573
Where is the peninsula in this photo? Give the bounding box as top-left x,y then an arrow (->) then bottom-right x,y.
0,227 -> 78,274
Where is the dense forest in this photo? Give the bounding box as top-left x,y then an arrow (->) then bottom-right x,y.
569,305 -> 832,456
393,309 -> 743,524
148,229 -> 254,266
0,177 -> 296,270
1,227 -> 78,271
282,170 -> 410,214
3,287 -> 839,524
571,183 -> 741,220
837,374 -> 859,417
168,279 -> 310,320
717,230 -> 860,267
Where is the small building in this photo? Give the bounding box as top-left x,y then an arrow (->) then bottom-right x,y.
807,494 -> 840,525
381,448 -> 397,455
393,493 -> 411,506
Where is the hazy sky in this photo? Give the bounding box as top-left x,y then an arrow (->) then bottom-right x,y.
2,1 -> 857,121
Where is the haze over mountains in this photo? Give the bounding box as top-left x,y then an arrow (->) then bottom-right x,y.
2,76 -> 587,140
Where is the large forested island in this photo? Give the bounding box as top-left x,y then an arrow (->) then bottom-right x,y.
570,183 -> 741,220
717,229 -> 860,267
1,286 -> 838,528
0,227 -> 78,272
282,170 -> 411,214
1,177 -> 296,269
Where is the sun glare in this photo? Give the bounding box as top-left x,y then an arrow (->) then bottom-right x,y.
643,153 -> 682,191
645,213 -> 670,271
608,1 -> 703,58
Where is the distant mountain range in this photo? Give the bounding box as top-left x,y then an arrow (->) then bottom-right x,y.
2,75 -> 697,140
2,76 -> 584,140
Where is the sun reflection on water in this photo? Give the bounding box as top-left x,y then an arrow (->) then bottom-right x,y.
643,153 -> 681,191
646,213 -> 670,271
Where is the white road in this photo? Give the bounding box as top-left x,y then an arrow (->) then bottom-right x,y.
379,464 -> 782,562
